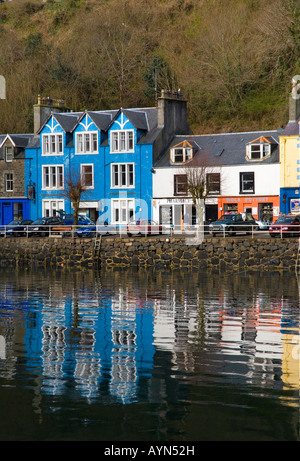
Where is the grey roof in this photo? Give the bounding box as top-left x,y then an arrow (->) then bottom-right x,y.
37,112 -> 81,135
122,109 -> 149,131
87,110 -> 118,131
280,117 -> 300,136
155,130 -> 280,168
0,133 -> 35,159
51,113 -> 81,132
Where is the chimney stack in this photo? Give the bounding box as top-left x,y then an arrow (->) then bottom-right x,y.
289,79 -> 300,122
157,89 -> 191,136
33,95 -> 68,136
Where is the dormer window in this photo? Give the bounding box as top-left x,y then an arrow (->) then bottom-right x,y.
42,134 -> 63,155
76,132 -> 98,154
246,137 -> 272,161
111,130 -> 134,153
170,141 -> 195,164
5,146 -> 13,162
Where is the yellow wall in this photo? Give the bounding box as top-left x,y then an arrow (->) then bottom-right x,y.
279,135 -> 299,188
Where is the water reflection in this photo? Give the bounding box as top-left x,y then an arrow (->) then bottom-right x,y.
0,268 -> 299,440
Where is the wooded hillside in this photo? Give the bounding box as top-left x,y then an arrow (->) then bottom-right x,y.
0,0 -> 299,134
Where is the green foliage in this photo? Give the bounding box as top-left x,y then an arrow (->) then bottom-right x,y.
0,0 -> 298,134
143,55 -> 177,101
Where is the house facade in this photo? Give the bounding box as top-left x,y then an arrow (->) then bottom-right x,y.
0,133 -> 33,225
26,91 -> 191,225
153,130 -> 280,229
279,87 -> 300,215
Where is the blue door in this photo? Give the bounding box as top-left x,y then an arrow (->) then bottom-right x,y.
2,203 -> 12,225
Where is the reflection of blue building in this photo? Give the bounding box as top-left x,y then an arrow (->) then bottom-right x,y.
24,291 -> 155,403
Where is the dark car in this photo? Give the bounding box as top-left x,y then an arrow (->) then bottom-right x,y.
127,219 -> 166,236
56,210 -> 94,226
28,216 -> 65,237
269,215 -> 300,237
0,219 -> 33,237
75,221 -> 117,237
209,213 -> 258,236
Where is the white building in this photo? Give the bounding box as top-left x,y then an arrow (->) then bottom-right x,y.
152,130 -> 280,228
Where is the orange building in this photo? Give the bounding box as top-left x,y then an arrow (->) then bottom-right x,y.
218,195 -> 280,222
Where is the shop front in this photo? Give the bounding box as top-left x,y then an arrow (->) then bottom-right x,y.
0,199 -> 30,225
280,188 -> 300,215
154,197 -> 218,231
218,196 -> 280,224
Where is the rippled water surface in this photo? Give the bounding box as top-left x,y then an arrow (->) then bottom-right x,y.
0,268 -> 299,441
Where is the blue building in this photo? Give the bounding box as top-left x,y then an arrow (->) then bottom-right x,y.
25,91 -> 191,224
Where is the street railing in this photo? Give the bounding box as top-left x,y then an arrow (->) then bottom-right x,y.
0,223 -> 299,238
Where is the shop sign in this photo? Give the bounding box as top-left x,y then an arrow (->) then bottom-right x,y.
225,196 -> 273,203
290,199 -> 300,214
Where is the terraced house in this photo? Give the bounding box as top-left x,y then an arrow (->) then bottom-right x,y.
25,91 -> 191,225
152,130 -> 280,229
279,84 -> 300,215
0,133 -> 33,225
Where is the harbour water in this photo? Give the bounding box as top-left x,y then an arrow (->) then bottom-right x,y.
0,267 -> 299,441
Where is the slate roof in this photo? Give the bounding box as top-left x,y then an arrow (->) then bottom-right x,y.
280,117 -> 300,136
154,130 -> 280,168
0,133 -> 35,159
86,110 -> 118,131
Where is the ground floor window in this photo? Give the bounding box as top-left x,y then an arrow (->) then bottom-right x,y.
43,199 -> 65,217
224,203 -> 238,213
13,202 -> 23,220
112,199 -> 134,224
258,203 -> 273,223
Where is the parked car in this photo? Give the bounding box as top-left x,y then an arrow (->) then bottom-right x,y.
209,213 -> 258,236
0,219 -> 33,237
56,210 -> 94,226
27,216 -> 65,237
76,220 -> 118,237
255,219 -> 271,231
127,219 -> 165,236
269,215 -> 300,237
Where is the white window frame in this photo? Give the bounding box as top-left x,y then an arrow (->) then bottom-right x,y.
110,130 -> 134,153
42,134 -> 63,155
170,147 -> 193,164
246,143 -> 270,160
42,199 -> 65,217
5,146 -> 13,162
111,198 -> 135,224
42,165 -> 64,190
81,164 -> 94,189
111,163 -> 134,188
75,132 -> 98,154
5,173 -> 13,191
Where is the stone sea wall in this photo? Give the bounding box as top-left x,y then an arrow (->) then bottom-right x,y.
0,236 -> 298,273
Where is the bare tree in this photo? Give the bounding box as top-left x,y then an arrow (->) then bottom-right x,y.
62,167 -> 88,226
182,155 -> 222,243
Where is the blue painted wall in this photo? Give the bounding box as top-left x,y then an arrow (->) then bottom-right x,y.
26,110 -> 154,224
